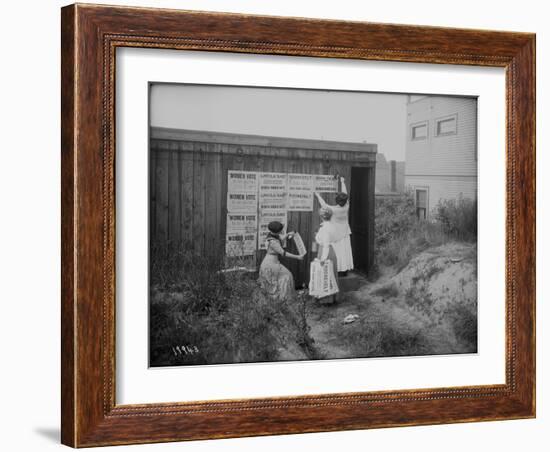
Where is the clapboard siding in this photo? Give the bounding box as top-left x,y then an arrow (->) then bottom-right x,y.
406,97 -> 477,177
150,128 -> 377,286
406,175 -> 477,213
405,96 -> 477,214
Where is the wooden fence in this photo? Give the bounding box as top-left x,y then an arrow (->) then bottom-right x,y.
150,127 -> 376,286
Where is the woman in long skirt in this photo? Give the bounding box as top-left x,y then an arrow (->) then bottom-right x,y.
258,221 -> 305,302
314,176 -> 354,275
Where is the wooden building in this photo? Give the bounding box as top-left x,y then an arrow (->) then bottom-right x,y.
150,127 -> 377,287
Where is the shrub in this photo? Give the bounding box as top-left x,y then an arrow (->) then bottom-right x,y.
434,195 -> 477,242
374,193 -> 417,251
374,192 -> 477,270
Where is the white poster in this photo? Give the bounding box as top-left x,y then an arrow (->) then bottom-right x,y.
259,172 -> 288,208
225,232 -> 257,257
226,213 -> 258,233
226,192 -> 258,213
314,174 -> 337,192
227,170 -> 258,193
288,173 -> 314,211
258,209 -> 287,250
259,200 -> 287,211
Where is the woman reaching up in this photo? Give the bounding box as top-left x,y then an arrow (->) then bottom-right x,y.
314,176 -> 354,275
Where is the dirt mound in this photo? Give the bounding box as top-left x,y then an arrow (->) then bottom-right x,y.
389,242 -> 477,310
305,242 -> 478,360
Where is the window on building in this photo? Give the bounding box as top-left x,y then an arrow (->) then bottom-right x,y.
435,114 -> 457,136
415,189 -> 428,220
411,121 -> 428,140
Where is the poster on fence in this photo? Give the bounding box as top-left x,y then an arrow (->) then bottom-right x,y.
259,199 -> 288,211
227,170 -> 258,193
258,209 -> 287,249
288,173 -> 314,211
226,192 -> 258,213
314,174 -> 338,192
225,232 -> 257,257
258,172 -> 288,208
226,213 -> 258,233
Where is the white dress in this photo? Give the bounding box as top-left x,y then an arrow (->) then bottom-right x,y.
315,183 -> 354,272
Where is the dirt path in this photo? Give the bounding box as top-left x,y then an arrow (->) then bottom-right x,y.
304,242 -> 477,360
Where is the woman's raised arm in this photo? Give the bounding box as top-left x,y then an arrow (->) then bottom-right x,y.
340,177 -> 348,195
314,191 -> 328,208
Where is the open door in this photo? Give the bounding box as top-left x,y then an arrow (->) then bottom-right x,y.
349,167 -> 373,274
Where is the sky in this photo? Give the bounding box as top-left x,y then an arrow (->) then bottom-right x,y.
150,84 -> 408,161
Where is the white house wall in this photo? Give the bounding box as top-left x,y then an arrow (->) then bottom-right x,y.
405,96 -> 477,214
406,175 -> 477,213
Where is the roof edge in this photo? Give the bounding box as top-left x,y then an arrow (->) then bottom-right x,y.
150,127 -> 377,153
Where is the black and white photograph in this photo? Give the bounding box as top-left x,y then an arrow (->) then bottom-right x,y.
148,83 -> 478,367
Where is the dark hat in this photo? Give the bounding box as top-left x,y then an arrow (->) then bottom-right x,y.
267,221 -> 284,234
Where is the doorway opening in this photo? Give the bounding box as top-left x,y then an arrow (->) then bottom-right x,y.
349,167 -> 372,275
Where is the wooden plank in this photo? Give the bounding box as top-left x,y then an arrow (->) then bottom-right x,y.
220,144 -> 233,263
192,143 -> 206,255
149,145 -> 157,241
204,145 -> 222,257
168,143 -> 180,243
155,150 -> 169,242
179,141 -> 194,247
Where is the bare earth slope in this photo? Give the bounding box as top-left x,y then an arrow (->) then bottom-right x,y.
305,242 -> 478,360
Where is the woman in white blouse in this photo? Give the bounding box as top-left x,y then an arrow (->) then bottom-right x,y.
314,176 -> 354,275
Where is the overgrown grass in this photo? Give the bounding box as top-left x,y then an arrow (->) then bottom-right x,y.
375,192 -> 477,270
339,316 -> 428,358
434,195 -> 477,242
444,296 -> 478,351
149,242 -> 315,366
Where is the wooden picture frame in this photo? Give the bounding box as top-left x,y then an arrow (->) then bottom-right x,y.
61,3 -> 535,447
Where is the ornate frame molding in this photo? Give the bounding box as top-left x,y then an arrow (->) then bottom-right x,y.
61,4 -> 535,447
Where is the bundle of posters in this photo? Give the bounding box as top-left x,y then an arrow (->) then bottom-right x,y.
292,231 -> 306,256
